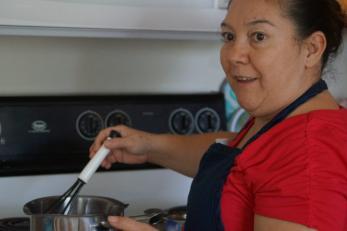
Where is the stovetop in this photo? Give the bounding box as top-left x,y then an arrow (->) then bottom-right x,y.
0,218 -> 29,231
0,217 -> 167,231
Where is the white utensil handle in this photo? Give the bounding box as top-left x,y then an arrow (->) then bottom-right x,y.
78,145 -> 110,183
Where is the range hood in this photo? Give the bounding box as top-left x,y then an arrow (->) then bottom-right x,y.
0,0 -> 227,40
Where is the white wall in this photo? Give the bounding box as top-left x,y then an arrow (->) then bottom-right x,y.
0,36 -> 225,95
0,33 -> 346,218
324,30 -> 347,102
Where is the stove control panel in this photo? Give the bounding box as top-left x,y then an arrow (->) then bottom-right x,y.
0,94 -> 226,176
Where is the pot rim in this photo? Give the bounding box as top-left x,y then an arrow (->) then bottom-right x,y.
23,195 -> 129,216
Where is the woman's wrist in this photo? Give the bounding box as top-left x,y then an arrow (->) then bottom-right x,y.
145,133 -> 174,164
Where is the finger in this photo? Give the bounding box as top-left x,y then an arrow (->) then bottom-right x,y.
104,162 -> 112,169
102,156 -> 114,169
108,216 -> 157,231
89,143 -> 96,158
114,151 -> 140,164
93,127 -> 114,149
108,153 -> 117,163
103,137 -> 130,151
101,160 -> 108,169
101,156 -> 115,169
100,149 -> 123,168
95,126 -> 128,149
90,126 -> 124,158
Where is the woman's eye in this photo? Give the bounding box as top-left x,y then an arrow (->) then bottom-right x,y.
252,32 -> 266,42
221,32 -> 235,42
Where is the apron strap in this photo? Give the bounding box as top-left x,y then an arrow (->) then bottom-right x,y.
242,79 -> 328,149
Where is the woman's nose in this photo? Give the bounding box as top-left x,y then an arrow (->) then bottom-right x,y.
223,41 -> 250,65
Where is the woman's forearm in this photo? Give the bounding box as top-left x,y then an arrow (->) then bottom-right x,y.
148,131 -> 237,177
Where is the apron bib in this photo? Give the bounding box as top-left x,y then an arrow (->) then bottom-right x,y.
185,79 -> 328,231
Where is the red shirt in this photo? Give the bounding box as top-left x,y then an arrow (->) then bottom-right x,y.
221,108 -> 347,231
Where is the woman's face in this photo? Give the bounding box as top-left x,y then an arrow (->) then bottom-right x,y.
220,0 -> 318,118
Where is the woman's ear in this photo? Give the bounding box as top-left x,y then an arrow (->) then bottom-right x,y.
304,31 -> 327,68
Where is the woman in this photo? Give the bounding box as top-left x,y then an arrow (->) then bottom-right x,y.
90,0 -> 347,230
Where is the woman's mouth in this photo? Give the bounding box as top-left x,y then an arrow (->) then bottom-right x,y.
233,75 -> 257,82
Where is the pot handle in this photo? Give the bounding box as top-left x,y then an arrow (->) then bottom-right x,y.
99,220 -> 113,229
99,213 -> 162,229
98,216 -> 150,230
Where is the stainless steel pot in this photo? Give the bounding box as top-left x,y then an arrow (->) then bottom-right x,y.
23,195 -> 128,231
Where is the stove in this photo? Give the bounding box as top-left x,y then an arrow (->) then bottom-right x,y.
0,218 -> 29,231
0,94 -> 225,229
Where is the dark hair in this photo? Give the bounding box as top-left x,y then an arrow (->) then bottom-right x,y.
280,0 -> 346,69
228,0 -> 347,70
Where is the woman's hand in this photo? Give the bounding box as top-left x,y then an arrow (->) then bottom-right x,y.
108,216 -> 159,231
90,125 -> 235,176
89,125 -> 155,169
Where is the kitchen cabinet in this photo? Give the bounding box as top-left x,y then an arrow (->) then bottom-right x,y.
0,0 -> 227,40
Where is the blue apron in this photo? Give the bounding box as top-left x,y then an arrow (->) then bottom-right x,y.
185,79 -> 328,231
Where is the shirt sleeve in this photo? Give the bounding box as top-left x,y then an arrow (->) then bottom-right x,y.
252,119 -> 347,231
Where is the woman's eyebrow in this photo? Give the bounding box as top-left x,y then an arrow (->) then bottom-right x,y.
220,22 -> 233,29
221,19 -> 276,29
246,19 -> 276,27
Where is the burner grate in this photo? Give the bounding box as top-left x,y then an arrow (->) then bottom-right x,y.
0,217 -> 29,231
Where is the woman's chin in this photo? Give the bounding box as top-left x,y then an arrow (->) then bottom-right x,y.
237,102 -> 255,115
